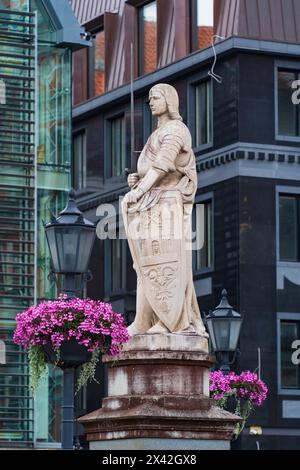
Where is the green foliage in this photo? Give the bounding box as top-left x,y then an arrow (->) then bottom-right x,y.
75,350 -> 101,394
28,345 -> 47,392
28,345 -> 102,394
233,399 -> 253,439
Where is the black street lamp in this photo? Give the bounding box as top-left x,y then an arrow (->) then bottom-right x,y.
44,189 -> 96,450
205,289 -> 242,373
45,189 -> 96,298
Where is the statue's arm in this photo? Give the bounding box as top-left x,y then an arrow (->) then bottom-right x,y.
137,133 -> 183,194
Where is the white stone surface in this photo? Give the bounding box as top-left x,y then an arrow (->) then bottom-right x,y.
122,84 -> 208,340
122,333 -> 208,353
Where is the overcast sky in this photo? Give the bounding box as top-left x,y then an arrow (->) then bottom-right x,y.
145,1 -> 214,26
198,0 -> 214,26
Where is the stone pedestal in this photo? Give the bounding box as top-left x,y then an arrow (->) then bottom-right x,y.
79,334 -> 241,450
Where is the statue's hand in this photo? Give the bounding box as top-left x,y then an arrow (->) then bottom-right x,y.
128,173 -> 140,188
123,187 -> 144,204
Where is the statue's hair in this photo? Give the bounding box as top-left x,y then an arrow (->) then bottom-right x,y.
149,83 -> 183,121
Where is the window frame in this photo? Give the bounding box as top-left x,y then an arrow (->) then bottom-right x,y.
193,191 -> 214,276
277,312 -> 300,396
188,71 -> 214,154
276,185 -> 300,266
104,110 -> 128,181
275,60 -> 300,143
103,221 -> 127,298
143,97 -> 157,143
110,237 -> 127,294
72,130 -> 86,190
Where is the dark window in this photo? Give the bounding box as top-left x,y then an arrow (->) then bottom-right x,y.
90,29 -> 105,97
138,1 -> 157,75
72,132 -> 86,190
193,199 -> 213,270
279,194 -> 300,262
111,238 -> 126,292
143,100 -> 157,142
278,69 -> 300,136
110,115 -> 126,177
195,80 -> 213,147
191,0 -> 214,52
280,320 -> 300,389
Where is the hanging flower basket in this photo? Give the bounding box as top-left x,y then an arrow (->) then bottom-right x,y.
209,370 -> 268,439
42,338 -> 93,368
13,295 -> 130,392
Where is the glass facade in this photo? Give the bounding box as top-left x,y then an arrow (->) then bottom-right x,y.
0,1 -> 35,445
34,8 -> 71,445
0,0 -> 72,447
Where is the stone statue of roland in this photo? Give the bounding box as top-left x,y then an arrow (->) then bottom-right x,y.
122,83 -> 208,338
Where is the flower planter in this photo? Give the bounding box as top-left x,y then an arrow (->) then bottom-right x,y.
14,295 -> 129,390
42,338 -> 93,369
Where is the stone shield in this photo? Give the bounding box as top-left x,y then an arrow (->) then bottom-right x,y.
122,190 -> 187,332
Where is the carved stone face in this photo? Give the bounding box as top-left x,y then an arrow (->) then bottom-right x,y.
149,90 -> 168,117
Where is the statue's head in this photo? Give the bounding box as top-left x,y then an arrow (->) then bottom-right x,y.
149,83 -> 182,121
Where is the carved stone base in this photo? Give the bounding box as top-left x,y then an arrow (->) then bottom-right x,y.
79,334 -> 241,449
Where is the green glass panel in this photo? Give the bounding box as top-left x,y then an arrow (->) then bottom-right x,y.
38,46 -> 71,169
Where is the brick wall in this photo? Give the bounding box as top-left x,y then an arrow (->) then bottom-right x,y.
198,26 -> 214,50
143,20 -> 157,74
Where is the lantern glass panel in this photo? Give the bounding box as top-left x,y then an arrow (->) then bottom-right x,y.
213,319 -> 230,351
75,228 -> 96,273
45,226 -> 60,272
56,227 -> 81,273
206,318 -> 217,351
229,319 -> 242,350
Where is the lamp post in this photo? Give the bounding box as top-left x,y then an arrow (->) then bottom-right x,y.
205,289 -> 242,373
45,189 -> 96,450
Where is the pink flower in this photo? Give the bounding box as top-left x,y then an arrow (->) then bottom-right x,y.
13,295 -> 130,356
209,370 -> 268,408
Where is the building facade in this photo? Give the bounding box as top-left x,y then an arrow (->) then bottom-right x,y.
71,0 -> 300,450
0,0 -> 87,448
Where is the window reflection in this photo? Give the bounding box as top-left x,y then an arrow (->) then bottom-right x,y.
193,200 -> 213,271
38,48 -> 71,167
195,80 -> 213,147
111,116 -> 126,177
281,321 -> 300,389
278,69 -> 300,136
0,0 -> 28,10
279,195 -> 300,262
93,30 -> 105,97
111,237 -> 126,292
139,1 -> 157,75
73,132 -> 86,190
